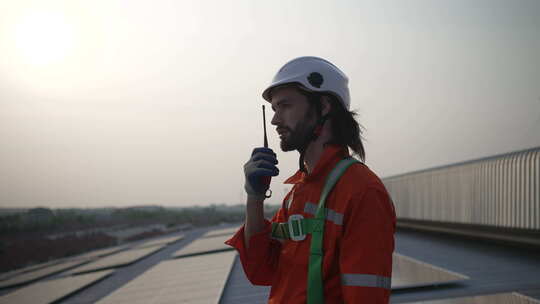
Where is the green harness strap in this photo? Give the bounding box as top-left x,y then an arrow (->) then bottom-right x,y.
271,157 -> 359,304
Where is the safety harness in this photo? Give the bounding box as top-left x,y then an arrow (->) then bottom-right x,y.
271,156 -> 359,304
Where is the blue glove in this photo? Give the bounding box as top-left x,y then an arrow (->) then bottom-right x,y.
244,147 -> 279,200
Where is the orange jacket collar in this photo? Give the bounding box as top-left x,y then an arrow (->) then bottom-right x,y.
284,144 -> 350,184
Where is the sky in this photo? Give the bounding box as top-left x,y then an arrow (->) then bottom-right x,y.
0,0 -> 539,208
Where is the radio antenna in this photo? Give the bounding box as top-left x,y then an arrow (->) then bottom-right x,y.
262,105 -> 268,148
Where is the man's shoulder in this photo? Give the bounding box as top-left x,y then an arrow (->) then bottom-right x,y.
337,161 -> 388,195
335,161 -> 395,219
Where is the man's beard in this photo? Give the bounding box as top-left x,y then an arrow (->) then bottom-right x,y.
279,117 -> 316,152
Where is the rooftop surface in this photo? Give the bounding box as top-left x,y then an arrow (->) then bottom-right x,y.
1,224 -> 539,303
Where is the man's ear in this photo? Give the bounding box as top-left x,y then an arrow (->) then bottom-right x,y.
321,95 -> 332,116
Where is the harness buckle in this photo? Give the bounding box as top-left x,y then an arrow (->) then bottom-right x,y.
288,214 -> 306,241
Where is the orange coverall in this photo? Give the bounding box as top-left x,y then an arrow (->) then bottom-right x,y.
226,145 -> 396,303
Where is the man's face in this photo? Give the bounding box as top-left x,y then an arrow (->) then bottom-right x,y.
270,86 -> 317,152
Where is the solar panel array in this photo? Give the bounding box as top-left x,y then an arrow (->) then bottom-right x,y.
0,270 -> 112,304
96,251 -> 236,304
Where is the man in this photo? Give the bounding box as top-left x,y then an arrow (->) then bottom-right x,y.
225,56 -> 396,303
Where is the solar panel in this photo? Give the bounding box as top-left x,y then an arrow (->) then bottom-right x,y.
172,234 -> 233,258
65,245 -> 165,275
0,270 -> 112,304
134,234 -> 184,248
203,226 -> 240,238
96,251 -> 236,304
392,253 -> 469,289
0,259 -> 92,289
0,246 -> 127,284
72,245 -> 127,260
219,255 -> 271,304
405,292 -> 540,303
0,259 -> 62,282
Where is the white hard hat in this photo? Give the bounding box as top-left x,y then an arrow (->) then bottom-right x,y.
262,56 -> 350,110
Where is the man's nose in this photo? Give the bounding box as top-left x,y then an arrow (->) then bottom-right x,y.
271,112 -> 280,126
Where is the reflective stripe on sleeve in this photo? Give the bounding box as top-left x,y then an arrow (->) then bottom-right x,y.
341,273 -> 391,289
304,202 -> 344,226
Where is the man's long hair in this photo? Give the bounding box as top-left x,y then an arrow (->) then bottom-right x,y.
301,90 -> 366,162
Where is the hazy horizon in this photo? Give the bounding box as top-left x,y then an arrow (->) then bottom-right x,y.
1,0 -> 539,208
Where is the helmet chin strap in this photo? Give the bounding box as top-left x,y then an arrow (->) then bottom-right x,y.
298,114 -> 329,172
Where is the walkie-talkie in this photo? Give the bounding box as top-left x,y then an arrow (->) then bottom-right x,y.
262,105 -> 272,198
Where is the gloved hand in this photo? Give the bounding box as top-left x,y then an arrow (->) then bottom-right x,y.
244,147 -> 279,201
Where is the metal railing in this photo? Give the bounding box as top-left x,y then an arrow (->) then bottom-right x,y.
382,147 -> 540,230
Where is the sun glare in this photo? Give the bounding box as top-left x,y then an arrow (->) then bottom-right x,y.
14,11 -> 74,65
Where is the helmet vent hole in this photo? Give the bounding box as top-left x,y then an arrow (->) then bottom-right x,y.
308,72 -> 324,88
